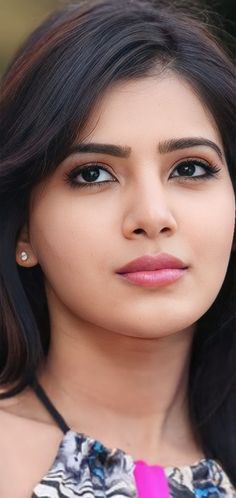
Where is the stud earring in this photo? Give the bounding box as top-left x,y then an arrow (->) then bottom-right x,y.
20,251 -> 29,262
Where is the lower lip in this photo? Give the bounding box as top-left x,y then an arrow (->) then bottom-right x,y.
117,268 -> 187,287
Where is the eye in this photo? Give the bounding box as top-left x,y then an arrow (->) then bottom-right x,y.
65,164 -> 116,188
170,159 -> 221,181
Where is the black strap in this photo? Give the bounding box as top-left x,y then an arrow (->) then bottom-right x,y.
31,377 -> 70,435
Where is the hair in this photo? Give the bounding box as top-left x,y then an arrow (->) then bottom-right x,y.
0,0 -> 236,484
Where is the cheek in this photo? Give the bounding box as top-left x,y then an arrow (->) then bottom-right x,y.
29,196 -> 114,282
29,197 -> 118,327
185,187 -> 235,292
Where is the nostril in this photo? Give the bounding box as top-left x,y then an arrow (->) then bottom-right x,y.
134,228 -> 145,235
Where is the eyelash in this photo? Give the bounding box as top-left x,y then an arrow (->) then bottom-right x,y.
64,159 -> 221,189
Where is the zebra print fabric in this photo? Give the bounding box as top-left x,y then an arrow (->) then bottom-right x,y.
32,430 -> 236,497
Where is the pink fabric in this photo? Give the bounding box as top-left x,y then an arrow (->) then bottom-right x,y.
134,460 -> 170,498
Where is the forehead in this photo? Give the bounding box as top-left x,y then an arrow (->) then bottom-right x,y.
79,74 -> 222,148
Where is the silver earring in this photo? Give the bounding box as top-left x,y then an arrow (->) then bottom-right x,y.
20,251 -> 29,262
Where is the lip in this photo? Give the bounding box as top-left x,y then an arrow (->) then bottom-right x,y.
116,253 -> 188,274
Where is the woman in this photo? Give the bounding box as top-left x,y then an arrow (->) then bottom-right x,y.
0,0 -> 235,496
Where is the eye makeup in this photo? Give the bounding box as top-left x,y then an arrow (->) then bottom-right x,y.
63,157 -> 221,189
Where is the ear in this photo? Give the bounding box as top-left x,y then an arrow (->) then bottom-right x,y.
15,223 -> 38,267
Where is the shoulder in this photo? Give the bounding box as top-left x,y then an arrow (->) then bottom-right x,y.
0,388 -> 64,498
0,384 -> 62,440
0,384 -> 53,423
0,385 -> 59,454
0,384 -> 62,447
0,388 -> 28,438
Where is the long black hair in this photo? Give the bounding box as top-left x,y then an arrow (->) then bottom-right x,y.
0,0 -> 236,484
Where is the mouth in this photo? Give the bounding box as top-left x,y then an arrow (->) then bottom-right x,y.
116,253 -> 188,287
117,268 -> 188,287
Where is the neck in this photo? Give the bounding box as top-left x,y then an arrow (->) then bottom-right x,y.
38,312 -> 202,465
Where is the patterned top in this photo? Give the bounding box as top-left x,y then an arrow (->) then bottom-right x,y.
31,382 -> 236,498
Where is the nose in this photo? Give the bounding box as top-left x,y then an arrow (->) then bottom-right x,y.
122,176 -> 177,240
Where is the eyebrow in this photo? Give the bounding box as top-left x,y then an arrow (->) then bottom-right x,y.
158,137 -> 223,160
69,137 -> 223,161
69,143 -> 131,158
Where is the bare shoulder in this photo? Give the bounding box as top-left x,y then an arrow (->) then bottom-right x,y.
0,384 -> 45,418
0,387 -> 63,498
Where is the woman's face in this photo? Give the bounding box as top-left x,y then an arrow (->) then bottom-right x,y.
19,75 -> 235,338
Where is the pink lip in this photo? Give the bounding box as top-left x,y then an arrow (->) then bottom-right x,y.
117,253 -> 188,273
116,253 -> 188,287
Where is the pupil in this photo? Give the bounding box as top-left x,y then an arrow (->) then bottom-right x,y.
83,167 -> 100,182
179,163 -> 195,176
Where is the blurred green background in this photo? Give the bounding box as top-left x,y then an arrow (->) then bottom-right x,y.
0,0 -> 58,73
0,0 -> 235,75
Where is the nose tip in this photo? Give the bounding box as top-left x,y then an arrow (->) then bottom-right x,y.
132,224 -> 172,238
121,174 -> 178,240
133,224 -> 171,233
123,200 -> 177,240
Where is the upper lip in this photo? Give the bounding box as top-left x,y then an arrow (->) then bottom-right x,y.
116,253 -> 188,273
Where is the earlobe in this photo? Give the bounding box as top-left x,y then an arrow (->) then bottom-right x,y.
16,245 -> 38,267
15,224 -> 38,267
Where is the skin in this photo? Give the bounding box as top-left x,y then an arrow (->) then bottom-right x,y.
0,74 -> 235,497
